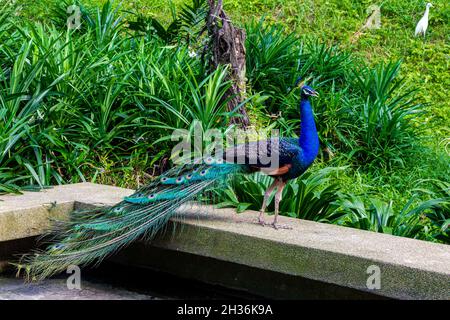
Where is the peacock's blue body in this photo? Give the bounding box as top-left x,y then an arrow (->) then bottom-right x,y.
19,80 -> 319,280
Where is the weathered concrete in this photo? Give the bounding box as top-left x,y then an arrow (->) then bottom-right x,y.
113,244 -> 384,299
0,276 -> 154,300
0,183 -> 133,242
1,183 -> 449,300
152,208 -> 450,300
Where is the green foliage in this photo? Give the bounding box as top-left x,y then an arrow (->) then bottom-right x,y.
344,61 -> 424,168
127,0 -> 207,44
3,0 -> 449,245
246,20 -> 424,170
0,0 -> 235,191
413,179 -> 450,242
245,18 -> 300,107
337,193 -> 449,242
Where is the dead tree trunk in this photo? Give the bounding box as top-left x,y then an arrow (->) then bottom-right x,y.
207,0 -> 250,128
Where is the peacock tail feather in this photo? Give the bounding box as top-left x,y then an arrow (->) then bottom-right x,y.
17,158 -> 249,281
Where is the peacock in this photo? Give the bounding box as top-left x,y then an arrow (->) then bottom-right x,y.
18,78 -> 319,280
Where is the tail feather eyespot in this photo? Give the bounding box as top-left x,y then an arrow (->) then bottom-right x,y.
49,243 -> 65,252
112,207 -> 123,214
176,176 -> 184,183
204,156 -> 214,165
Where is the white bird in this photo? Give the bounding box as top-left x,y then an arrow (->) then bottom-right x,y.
415,3 -> 433,37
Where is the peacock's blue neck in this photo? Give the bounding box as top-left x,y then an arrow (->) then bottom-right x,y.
298,97 -> 319,165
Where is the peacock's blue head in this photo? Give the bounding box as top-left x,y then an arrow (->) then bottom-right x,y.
294,77 -> 319,98
301,85 -> 319,98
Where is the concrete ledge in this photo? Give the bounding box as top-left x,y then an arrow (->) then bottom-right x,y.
1,183 -> 449,299
0,183 -> 132,242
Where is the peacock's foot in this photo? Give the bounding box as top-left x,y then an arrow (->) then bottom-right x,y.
256,213 -> 266,226
269,222 -> 293,230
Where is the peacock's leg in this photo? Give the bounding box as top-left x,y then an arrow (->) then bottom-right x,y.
271,180 -> 291,230
258,179 -> 278,225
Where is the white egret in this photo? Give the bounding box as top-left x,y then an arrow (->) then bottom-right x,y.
415,3 -> 433,37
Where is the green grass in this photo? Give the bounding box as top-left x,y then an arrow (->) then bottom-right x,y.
4,0 -> 449,243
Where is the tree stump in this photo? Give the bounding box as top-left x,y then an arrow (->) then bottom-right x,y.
207,0 -> 250,128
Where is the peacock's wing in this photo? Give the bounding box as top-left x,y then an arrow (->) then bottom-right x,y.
223,138 -> 300,169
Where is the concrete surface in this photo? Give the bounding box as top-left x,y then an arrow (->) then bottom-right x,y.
154,206 -> 450,299
0,183 -> 133,242
1,183 -> 449,299
0,276 -> 154,300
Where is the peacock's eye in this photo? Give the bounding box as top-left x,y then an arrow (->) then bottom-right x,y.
205,157 -> 213,164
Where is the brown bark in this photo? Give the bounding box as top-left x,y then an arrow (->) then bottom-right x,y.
207,0 -> 250,128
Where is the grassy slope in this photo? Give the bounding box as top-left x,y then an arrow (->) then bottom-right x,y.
104,1 -> 449,126
18,0 -> 449,203
21,0 -> 449,135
